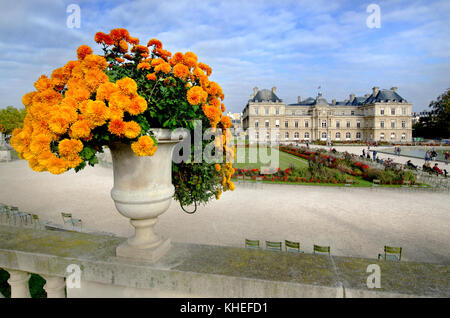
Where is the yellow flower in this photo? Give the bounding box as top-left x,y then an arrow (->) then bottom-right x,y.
22,92 -> 36,107
29,134 -> 52,155
34,75 -> 53,92
124,121 -> 141,139
131,135 -> 157,156
154,62 -> 171,74
96,82 -> 117,101
84,69 -> 109,92
85,100 -> 110,126
69,119 -> 92,139
116,77 -> 138,96
173,63 -> 189,79
81,54 -> 108,72
76,45 -> 93,60
47,156 -> 68,175
48,113 -> 71,135
58,139 -> 83,158
187,86 -> 207,105
126,96 -> 147,115
215,164 -> 221,172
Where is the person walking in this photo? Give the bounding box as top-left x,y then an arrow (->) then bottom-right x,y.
373,150 -> 377,160
445,151 -> 449,165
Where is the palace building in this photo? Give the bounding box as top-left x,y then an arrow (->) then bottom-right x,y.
242,86 -> 412,143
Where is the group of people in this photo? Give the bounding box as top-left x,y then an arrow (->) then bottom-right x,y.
424,149 -> 438,162
422,162 -> 447,177
361,148 -> 377,160
394,146 -> 401,156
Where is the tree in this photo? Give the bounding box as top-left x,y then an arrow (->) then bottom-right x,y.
0,106 -> 27,135
413,89 -> 450,139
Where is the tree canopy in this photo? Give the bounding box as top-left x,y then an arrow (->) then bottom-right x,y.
0,106 -> 27,135
413,88 -> 450,139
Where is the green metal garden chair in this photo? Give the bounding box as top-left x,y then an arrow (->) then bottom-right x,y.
378,246 -> 402,261
313,244 -> 331,256
61,212 -> 82,231
245,239 -> 260,249
265,241 -> 282,251
285,240 -> 303,253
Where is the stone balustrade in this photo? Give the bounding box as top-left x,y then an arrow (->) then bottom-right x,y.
0,224 -> 448,298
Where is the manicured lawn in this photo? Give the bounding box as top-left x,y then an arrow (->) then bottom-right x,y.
233,146 -> 309,170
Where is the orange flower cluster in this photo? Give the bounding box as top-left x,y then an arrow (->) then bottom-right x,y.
11,43 -> 148,174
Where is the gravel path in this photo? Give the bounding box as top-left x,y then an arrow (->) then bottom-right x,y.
1,160 -> 449,264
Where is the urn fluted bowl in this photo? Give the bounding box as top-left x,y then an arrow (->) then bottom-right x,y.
109,128 -> 186,262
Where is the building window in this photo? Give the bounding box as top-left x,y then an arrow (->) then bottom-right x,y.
346,132 -> 351,140
336,132 -> 341,139
285,132 -> 289,140
265,120 -> 269,128
295,121 -> 298,128
356,132 -> 361,139
254,107 -> 258,115
391,132 -> 396,139
346,121 -> 351,128
341,111 -> 345,115
276,108 -> 279,115
285,121 -> 288,128
322,120 -> 327,128
265,108 -> 269,115
380,108 -> 385,115
401,133 -> 406,140
391,120 -> 395,128
304,132 -> 310,139
321,132 -> 327,140
266,132 -> 270,141
275,120 -> 280,128
305,120 -> 309,128
380,133 -> 385,140
351,111 -> 355,116
380,121 -> 384,128
255,132 -> 259,140
336,121 -> 340,128
357,121 -> 361,128
294,132 -> 299,139
255,120 -> 259,128
402,120 -> 406,128
391,108 -> 395,115
402,108 -> 406,115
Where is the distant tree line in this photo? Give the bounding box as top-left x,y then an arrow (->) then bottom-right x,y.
0,106 -> 27,135
413,89 -> 450,139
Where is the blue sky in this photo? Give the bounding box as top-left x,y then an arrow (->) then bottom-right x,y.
0,0 -> 449,113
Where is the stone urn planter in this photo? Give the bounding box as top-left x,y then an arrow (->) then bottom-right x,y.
109,129 -> 185,262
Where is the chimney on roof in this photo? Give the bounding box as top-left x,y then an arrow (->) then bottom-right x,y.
332,99 -> 336,105
298,96 -> 301,103
372,86 -> 379,96
349,94 -> 355,103
391,86 -> 398,93
253,87 -> 258,96
272,87 -> 277,94
364,93 -> 370,98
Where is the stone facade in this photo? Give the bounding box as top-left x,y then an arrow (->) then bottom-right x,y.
242,86 -> 413,143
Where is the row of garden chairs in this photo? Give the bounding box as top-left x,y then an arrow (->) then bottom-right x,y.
245,239 -> 330,255
245,239 -> 402,261
0,203 -> 82,231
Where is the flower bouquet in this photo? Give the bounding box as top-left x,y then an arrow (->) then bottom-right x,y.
11,28 -> 235,211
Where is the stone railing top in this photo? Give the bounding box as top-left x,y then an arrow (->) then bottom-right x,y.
0,225 -> 448,297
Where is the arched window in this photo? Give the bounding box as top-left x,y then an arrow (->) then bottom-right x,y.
336,132 -> 341,139
294,132 -> 299,139
346,132 -> 351,139
285,132 -> 289,139
321,132 -> 327,140
356,132 -> 361,139
304,132 -> 310,139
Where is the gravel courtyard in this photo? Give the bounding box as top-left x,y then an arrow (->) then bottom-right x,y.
0,160 -> 449,264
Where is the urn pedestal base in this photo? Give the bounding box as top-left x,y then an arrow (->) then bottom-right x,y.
116,238 -> 171,262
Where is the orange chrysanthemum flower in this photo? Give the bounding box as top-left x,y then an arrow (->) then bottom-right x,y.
81,54 -> 108,72
69,120 -> 92,139
183,52 -> 197,68
146,38 -> 162,49
198,62 -> 212,76
84,69 -> 109,92
116,57 -> 125,63
119,40 -> 128,53
172,63 -> 189,79
187,86 -> 207,105
85,100 -> 110,126
137,62 -> 151,70
131,45 -> 150,55
76,45 -> 93,60
126,96 -> 147,115
47,156 -> 68,175
94,32 -> 114,45
127,36 -> 140,45
116,77 -> 138,96
30,134 -> 52,155
221,116 -> 232,129
108,119 -> 126,136
124,121 -> 141,139
58,138 -> 83,158
110,28 -> 130,43
146,73 -> 156,81
34,75 -> 53,92
108,91 -> 132,110
22,92 -> 36,107
170,52 -> 184,66
154,62 -> 171,74
96,82 -> 117,101
131,135 -> 157,156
